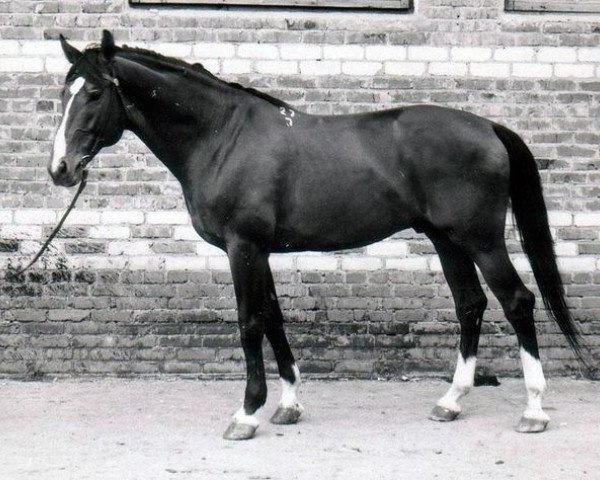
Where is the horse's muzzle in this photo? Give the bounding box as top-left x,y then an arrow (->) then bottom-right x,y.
48,156 -> 88,187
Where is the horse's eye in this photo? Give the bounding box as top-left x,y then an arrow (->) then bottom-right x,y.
87,88 -> 102,100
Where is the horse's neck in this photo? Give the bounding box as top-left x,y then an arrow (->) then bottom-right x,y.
115,55 -> 240,182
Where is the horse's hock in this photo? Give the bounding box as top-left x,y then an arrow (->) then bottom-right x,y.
1,0 -> 600,382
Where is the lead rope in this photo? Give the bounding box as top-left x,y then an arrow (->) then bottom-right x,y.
8,170 -> 88,277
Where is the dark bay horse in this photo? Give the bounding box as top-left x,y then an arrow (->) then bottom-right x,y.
50,30 -> 588,440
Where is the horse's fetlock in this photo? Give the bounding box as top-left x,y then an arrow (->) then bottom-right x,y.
458,383 -> 472,395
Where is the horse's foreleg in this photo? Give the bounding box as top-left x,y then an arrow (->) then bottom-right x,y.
427,232 -> 487,422
264,269 -> 303,425
223,239 -> 269,441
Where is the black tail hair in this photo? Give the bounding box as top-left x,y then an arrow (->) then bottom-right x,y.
493,123 -> 593,377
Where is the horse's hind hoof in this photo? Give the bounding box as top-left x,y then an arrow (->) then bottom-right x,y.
516,416 -> 548,433
223,421 -> 258,441
429,405 -> 460,422
270,404 -> 303,425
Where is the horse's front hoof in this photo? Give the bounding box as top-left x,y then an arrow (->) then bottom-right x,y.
270,404 -> 303,425
515,416 -> 548,433
429,405 -> 460,422
223,421 -> 258,441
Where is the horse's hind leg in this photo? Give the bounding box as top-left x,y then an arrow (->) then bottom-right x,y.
223,239 -> 269,440
427,231 -> 487,422
472,245 -> 549,433
264,268 -> 303,425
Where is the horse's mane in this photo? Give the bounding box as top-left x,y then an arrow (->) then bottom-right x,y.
85,44 -> 290,109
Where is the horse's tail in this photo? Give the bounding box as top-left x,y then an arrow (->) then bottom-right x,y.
493,122 -> 593,376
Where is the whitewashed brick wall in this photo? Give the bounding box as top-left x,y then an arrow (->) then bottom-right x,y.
3,39 -> 600,78
1,0 -> 599,377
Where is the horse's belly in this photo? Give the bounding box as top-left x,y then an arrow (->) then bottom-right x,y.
272,195 -> 413,252
272,158 -> 421,251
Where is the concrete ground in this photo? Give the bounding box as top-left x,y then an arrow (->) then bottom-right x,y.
0,377 -> 598,480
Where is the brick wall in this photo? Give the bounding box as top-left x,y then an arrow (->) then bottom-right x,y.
1,0 -> 599,378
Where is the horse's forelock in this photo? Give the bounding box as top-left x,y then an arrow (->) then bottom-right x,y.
66,50 -> 106,85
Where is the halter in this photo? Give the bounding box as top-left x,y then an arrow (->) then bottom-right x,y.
102,70 -> 144,127
82,67 -> 142,165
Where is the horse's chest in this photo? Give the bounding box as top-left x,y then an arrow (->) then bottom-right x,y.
184,195 -> 226,248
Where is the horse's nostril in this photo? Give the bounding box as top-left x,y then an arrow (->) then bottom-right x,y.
58,160 -> 67,174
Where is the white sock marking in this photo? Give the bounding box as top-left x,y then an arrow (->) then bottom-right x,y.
520,348 -> 550,421
233,407 -> 260,427
280,364 -> 302,408
437,353 -> 476,412
51,77 -> 86,173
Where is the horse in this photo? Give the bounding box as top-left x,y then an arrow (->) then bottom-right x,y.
49,30 -> 589,440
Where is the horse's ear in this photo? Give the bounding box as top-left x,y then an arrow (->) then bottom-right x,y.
101,30 -> 116,60
59,34 -> 82,64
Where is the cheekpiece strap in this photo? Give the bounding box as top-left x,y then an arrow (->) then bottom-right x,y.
102,73 -> 119,86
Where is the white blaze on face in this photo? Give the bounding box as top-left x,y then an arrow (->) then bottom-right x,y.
51,77 -> 86,173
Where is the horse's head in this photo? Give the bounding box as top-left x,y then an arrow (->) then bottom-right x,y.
49,30 -> 127,187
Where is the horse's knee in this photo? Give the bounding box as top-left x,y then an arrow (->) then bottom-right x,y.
239,315 -> 265,343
